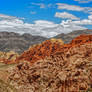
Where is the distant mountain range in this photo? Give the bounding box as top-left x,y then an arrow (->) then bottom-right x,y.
0,29 -> 91,53
54,29 -> 92,43
0,32 -> 47,53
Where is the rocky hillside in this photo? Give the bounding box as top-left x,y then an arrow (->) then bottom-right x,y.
0,32 -> 47,53
16,38 -> 64,64
54,29 -> 92,43
7,34 -> 92,92
0,51 -> 19,64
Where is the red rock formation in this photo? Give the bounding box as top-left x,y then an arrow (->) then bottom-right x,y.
1,34 -> 92,65
8,34 -> 92,92
70,34 -> 92,45
17,34 -> 92,64
16,38 -> 64,64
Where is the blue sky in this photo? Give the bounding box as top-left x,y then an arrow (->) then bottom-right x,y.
0,0 -> 92,37
0,0 -> 92,24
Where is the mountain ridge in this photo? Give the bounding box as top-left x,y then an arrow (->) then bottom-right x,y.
0,31 -> 47,53
0,29 -> 92,53
54,29 -> 92,43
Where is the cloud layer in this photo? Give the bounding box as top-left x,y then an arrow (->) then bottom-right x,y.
0,14 -> 87,38
55,12 -> 79,20
56,3 -> 92,14
56,3 -> 84,11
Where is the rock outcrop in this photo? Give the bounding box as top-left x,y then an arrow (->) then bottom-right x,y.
16,38 -> 64,64
8,34 -> 92,92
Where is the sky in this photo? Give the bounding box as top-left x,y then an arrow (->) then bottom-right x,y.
0,0 -> 92,38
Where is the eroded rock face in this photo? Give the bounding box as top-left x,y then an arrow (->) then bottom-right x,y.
16,38 -> 64,64
8,35 -> 92,92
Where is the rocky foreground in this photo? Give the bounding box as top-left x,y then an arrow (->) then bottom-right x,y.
0,34 -> 92,92
1,34 -> 91,92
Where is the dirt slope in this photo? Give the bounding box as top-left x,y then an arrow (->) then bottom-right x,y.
0,51 -> 19,64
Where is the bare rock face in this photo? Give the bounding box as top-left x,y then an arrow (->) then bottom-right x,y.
7,34 -> 92,92
16,38 -> 64,64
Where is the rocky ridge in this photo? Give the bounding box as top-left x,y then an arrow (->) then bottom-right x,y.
16,38 -> 64,64
54,29 -> 92,43
0,32 -> 47,53
0,29 -> 91,53
8,34 -> 92,92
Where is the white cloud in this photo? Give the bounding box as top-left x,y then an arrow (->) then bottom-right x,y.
0,14 -> 15,18
65,15 -> 92,26
88,15 -> 92,20
60,20 -> 86,32
71,19 -> 92,25
74,0 -> 92,3
34,20 -> 57,27
0,14 -> 59,37
56,3 -> 92,14
55,12 -> 79,20
56,3 -> 84,11
30,3 -> 55,9
31,3 -> 45,8
0,14 -> 16,20
0,14 -> 24,25
1,14 -> 92,38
